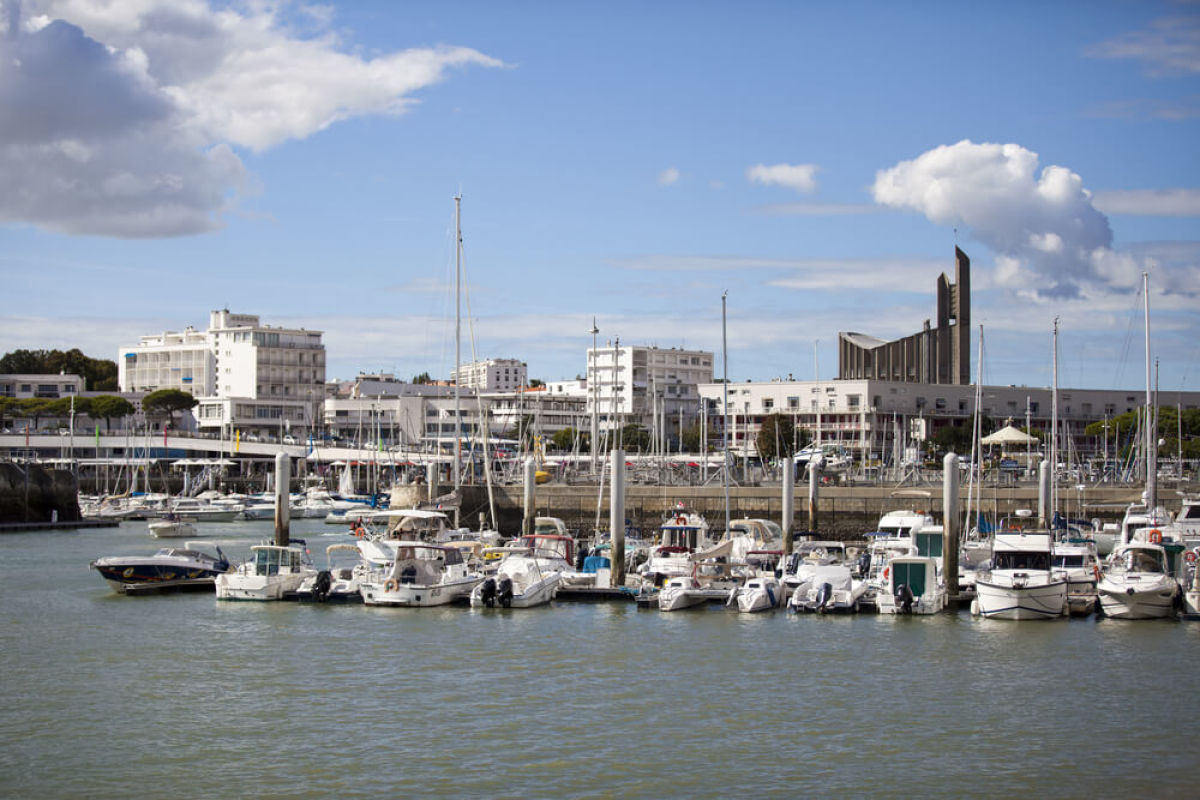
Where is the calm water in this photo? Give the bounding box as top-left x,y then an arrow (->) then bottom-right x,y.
2,519 -> 1199,799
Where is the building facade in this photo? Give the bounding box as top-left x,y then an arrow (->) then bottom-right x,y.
119,310 -> 325,440
585,344 -> 713,446
451,358 -> 528,392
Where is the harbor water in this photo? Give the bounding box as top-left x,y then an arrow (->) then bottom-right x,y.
3,520 -> 1199,799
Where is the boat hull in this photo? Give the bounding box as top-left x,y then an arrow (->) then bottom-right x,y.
974,576 -> 1067,620
1097,581 -> 1178,619
361,576 -> 481,607
215,573 -> 306,601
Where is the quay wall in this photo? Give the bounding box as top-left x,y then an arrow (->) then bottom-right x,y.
0,463 -> 81,524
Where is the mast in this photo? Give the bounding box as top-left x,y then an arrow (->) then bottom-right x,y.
721,290 -> 730,536
589,317 -> 599,475
1144,271 -> 1156,514
1051,317 -> 1059,527
453,195 -> 462,493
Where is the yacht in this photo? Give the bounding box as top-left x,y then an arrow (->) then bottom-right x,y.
359,542 -> 482,607
169,496 -> 243,523
640,507 -> 713,582
1097,541 -> 1181,619
215,541 -> 314,600
1052,540 -> 1102,615
91,542 -> 231,594
972,532 -> 1067,620
147,513 -> 199,539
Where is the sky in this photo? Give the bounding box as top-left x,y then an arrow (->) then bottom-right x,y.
1,0 -> 1199,394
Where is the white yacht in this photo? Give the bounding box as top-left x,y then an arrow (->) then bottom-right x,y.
641,507 -> 713,581
972,533 -> 1067,620
1097,542 -> 1181,619
147,513 -> 199,539
1052,540 -> 1102,615
215,541 -> 314,600
360,542 -> 482,607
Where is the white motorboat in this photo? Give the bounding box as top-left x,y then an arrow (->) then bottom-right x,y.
658,575 -> 714,611
147,513 -> 199,539
1052,540 -> 1102,615
734,575 -> 782,613
359,542 -> 482,607
470,549 -> 561,609
90,541 -> 231,594
215,541 -> 315,600
641,507 -> 712,581
972,532 -> 1067,620
875,555 -> 947,615
1182,548 -> 1200,620
1097,542 -> 1181,620
726,518 -> 784,564
294,543 -> 370,603
169,497 -> 243,523
787,564 -> 866,613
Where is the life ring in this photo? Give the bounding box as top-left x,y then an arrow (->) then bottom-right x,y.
353,526 -> 366,538
1186,551 -> 1197,564
384,579 -> 398,592
882,566 -> 890,581
675,516 -> 687,525
1147,529 -> 1162,544
1093,565 -> 1101,582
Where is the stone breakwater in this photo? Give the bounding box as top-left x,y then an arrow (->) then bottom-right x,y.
0,463 -> 81,524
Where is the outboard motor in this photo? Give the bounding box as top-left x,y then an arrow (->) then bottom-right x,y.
814,581 -> 834,613
894,583 -> 915,614
575,546 -> 588,571
478,577 -> 497,608
498,576 -> 514,608
313,570 -> 332,602
855,552 -> 871,579
785,552 -> 801,576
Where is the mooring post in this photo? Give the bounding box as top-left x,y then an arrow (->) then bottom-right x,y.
274,452 -> 290,546
426,462 -> 438,504
807,456 -> 821,532
943,452 -> 959,602
522,457 -> 537,536
782,456 -> 795,555
1038,459 -> 1051,529
610,449 -> 626,587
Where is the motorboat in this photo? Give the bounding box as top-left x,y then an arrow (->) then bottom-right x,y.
875,555 -> 947,615
1097,541 -> 1181,619
147,513 -> 199,539
972,532 -> 1067,620
733,575 -> 782,613
1052,540 -> 1102,615
657,575 -> 721,611
726,518 -> 784,564
91,541 -> 231,594
293,543 -> 370,603
366,508 -> 456,542
215,541 -> 315,600
787,564 -> 866,613
169,497 -> 243,523
470,548 -> 561,609
359,541 -> 482,607
640,507 -> 713,582
1182,547 -> 1200,620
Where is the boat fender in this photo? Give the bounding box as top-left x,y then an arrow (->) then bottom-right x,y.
1148,529 -> 1163,544
384,579 -> 398,593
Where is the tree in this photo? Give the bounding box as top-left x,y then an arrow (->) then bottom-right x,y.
412,372 -> 432,384
551,427 -> 583,452
617,424 -> 651,453
0,348 -> 118,390
503,414 -> 537,447
755,414 -> 798,461
930,422 -> 973,457
142,389 -> 198,429
529,378 -> 545,388
90,395 -> 136,432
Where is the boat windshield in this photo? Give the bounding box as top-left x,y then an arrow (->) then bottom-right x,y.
992,552 -> 1050,571
1053,555 -> 1085,568
1123,550 -> 1163,574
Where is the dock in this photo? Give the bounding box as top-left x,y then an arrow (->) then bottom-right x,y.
0,519 -> 120,533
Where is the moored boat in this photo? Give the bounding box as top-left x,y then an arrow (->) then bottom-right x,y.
91,541 -> 231,594
215,541 -> 314,601
972,532 -> 1067,620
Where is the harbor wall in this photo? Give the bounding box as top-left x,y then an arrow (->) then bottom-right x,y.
0,463 -> 81,524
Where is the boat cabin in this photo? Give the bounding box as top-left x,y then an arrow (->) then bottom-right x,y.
387,543 -> 464,584
513,534 -> 575,564
990,533 -> 1053,571
250,544 -> 308,576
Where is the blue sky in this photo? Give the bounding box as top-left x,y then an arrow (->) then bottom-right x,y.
2,0 -> 1198,393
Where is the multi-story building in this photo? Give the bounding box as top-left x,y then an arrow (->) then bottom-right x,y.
585,344 -> 713,447
451,358 -> 528,392
119,310 -> 325,440
0,373 -> 85,399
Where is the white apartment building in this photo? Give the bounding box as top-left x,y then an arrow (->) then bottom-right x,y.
586,344 -> 713,445
120,310 -> 325,439
0,373 -> 85,399
451,358 -> 528,392
699,377 -> 1200,464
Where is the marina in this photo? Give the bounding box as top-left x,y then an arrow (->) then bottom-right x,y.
3,516 -> 1200,798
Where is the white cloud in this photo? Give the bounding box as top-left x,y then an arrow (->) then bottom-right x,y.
746,163 -> 818,193
0,0 -> 503,237
871,140 -> 1131,297
657,167 -> 680,186
754,202 -> 881,216
1085,15 -> 1200,76
1092,188 -> 1200,216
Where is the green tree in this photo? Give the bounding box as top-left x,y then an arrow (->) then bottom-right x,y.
930,422 -> 973,457
529,378 -> 545,388
755,414 -> 798,461
617,423 -> 651,453
503,414 -> 537,447
142,389 -> 198,429
551,426 -> 585,452
14,398 -> 51,430
412,372 -> 432,384
90,395 -> 136,432
0,348 -> 119,390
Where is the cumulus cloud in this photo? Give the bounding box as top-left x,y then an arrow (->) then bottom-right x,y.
657,167 -> 680,186
0,0 -> 503,237
870,140 -> 1145,297
746,163 -> 818,193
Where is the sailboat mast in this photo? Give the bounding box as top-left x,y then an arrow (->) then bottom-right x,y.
454,195 -> 462,492
1144,271 -> 1156,513
721,290 -> 730,536
1051,317 -> 1059,526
